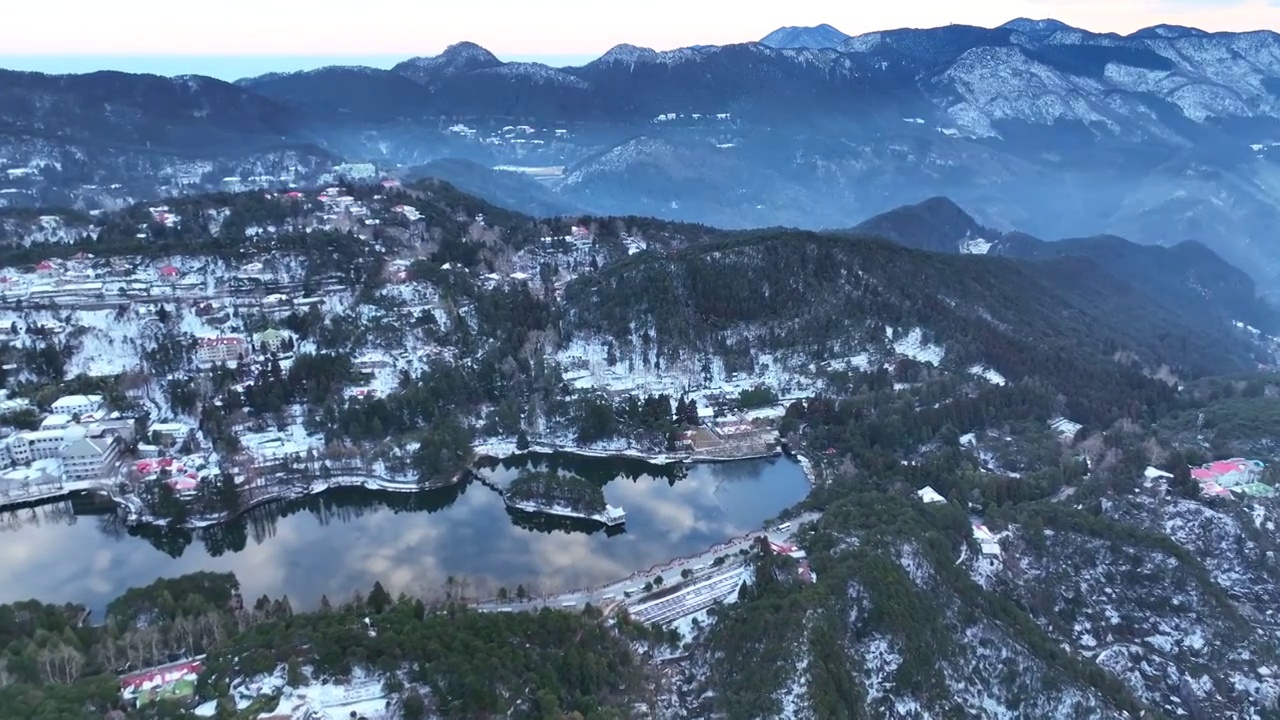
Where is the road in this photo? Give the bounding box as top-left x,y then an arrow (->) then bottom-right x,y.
475,511 -> 821,614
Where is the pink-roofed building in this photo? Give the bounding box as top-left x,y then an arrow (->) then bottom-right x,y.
1189,458 -> 1264,490
195,335 -> 247,364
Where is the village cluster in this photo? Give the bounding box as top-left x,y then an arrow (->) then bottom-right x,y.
0,389 -> 207,506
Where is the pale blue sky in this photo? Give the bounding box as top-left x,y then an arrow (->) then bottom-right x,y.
3,0 -> 1278,80
0,55 -> 601,81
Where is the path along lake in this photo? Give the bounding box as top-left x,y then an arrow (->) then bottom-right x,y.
0,453 -> 809,614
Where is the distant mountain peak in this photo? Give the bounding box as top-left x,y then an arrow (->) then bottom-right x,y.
439,41 -> 500,62
393,41 -> 502,83
999,17 -> 1076,35
760,23 -> 851,49
853,196 -> 989,254
598,44 -> 660,64
1128,24 -> 1210,39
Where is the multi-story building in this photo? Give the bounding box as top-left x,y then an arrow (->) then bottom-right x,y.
61,433 -> 121,481
51,394 -> 104,417
9,429 -> 69,464
254,329 -> 288,354
195,336 -> 247,365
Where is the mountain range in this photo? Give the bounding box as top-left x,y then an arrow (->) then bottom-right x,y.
5,18 -> 1280,292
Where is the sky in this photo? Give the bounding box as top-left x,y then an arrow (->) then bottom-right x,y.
4,0 -> 1280,79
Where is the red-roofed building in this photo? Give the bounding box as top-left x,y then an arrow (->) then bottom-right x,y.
36,260 -> 57,275
1189,458 -> 1264,489
158,265 -> 180,281
195,335 -> 247,364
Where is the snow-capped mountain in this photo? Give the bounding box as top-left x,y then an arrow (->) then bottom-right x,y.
759,23 -> 851,49
9,18 -> 1280,290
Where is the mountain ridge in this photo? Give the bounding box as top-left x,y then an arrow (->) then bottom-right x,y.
8,19 -> 1280,291
853,196 -> 1279,333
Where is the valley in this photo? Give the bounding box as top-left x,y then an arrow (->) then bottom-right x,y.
0,178 -> 1277,718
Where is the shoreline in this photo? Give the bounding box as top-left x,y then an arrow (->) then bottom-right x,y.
473,439 -> 791,468
503,498 -> 624,526
118,471 -> 462,530
29,439 -> 814,531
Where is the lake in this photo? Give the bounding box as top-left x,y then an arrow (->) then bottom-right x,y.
0,454 -> 810,614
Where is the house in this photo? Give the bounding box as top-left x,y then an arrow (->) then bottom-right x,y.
972,523 -> 1002,558
255,329 -> 288,354
158,265 -> 180,281
51,394 -> 105,417
195,336 -> 247,365
1190,458 -> 1265,489
148,422 -> 193,448
916,486 -> 946,505
61,432 -> 121,481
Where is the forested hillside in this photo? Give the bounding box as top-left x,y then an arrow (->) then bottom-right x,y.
563,231 -> 1262,427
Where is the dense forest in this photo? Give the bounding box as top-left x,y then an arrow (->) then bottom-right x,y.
505,469 -> 609,515
0,571 -> 658,720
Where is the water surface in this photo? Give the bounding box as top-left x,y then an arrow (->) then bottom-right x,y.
0,454 -> 809,613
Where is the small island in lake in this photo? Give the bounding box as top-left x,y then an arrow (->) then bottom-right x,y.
503,469 -> 626,526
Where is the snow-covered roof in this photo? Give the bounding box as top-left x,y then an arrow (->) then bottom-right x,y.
50,394 -> 104,411
916,486 -> 946,504
39,413 -> 73,428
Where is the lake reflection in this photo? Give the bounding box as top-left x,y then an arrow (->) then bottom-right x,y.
0,455 -> 809,613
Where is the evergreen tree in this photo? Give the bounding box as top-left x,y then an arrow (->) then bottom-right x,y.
368,582 -> 392,614
1169,456 -> 1200,500
683,398 -> 701,426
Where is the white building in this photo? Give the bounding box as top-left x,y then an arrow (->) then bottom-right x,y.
51,394 -> 104,417
40,414 -> 74,431
9,429 -> 69,464
916,486 -> 946,504
196,336 -> 247,364
61,432 -> 121,481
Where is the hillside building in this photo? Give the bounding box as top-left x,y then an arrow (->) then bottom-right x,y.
51,394 -> 105,417
196,336 -> 247,364
61,432 -> 121,481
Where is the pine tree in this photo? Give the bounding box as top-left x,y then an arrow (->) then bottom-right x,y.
683,399 -> 700,426
368,581 -> 392,614
516,430 -> 530,452
1170,458 -> 1199,500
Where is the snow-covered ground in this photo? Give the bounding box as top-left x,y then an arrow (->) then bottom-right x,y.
195,664 -> 404,720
